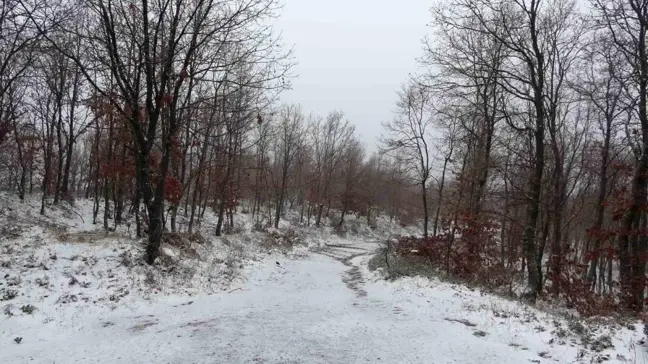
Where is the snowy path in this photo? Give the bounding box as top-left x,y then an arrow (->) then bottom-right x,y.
3,240 -> 643,364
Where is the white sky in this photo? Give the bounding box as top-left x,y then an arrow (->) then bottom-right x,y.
274,0 -> 432,150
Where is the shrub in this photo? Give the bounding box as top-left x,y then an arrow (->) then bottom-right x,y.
20,304 -> 36,314
390,213 -> 623,317
1,289 -> 18,301
222,223 -> 243,235
392,214 -> 511,289
333,223 -> 348,237
187,231 -> 207,245
144,271 -> 156,286
119,251 -> 132,267
553,272 -> 619,317
261,228 -> 303,251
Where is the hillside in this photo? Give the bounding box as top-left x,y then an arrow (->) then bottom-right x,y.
0,195 -> 644,364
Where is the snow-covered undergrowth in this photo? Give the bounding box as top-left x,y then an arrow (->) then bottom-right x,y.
0,193 -> 424,362
0,195 -> 331,309
361,253 -> 647,363
7,192 -> 643,363
0,193 -> 408,325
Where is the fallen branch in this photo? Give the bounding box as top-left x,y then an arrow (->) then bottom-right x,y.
227,287 -> 249,293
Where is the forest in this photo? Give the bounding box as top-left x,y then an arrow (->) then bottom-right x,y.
3,0 -> 648,319
0,1 -> 422,265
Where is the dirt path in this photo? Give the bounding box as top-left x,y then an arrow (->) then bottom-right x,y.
313,240 -> 380,298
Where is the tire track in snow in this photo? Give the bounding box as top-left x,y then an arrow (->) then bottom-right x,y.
315,241 -> 379,298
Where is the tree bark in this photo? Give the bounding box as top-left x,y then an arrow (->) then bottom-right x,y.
587,115 -> 613,285
422,182 -> 429,238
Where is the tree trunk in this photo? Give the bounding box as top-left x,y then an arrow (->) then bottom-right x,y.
61,70 -> 81,200
422,182 -> 429,238
144,140 -> 172,264
316,203 -> 324,227
215,134 -> 234,236
537,209 -> 550,294
587,117 -> 612,284
12,109 -> 26,201
549,161 -> 564,295
114,145 -> 126,226
103,116 -> 114,231
145,194 -> 165,264
338,208 -> 346,227
631,213 -> 647,309
274,169 -> 288,228
522,127 -> 545,303
274,195 -> 283,229
92,125 -> 101,224
433,157 -> 450,236
54,108 -> 65,205
215,200 -> 226,236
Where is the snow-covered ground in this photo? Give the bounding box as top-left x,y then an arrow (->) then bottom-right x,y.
1,195 -> 647,363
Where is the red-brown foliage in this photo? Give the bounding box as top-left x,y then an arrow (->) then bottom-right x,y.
165,176 -> 182,204
395,214 -> 511,289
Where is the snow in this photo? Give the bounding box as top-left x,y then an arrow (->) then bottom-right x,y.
1,194 -> 647,363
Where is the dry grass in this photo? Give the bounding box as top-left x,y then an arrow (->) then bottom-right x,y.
57,230 -> 125,244
260,229 -> 303,252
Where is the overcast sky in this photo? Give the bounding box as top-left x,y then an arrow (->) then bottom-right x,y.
274,0 -> 431,150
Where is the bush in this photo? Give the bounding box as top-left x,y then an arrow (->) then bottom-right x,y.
555,274 -> 619,317
261,228 -> 303,251
144,271 -> 156,286
222,224 -> 242,235
119,251 -> 133,267
187,231 -> 207,245
383,213 -> 623,317
333,223 -> 348,237
391,214 -> 512,289
1,286 -> 18,301
20,304 -> 36,314
162,232 -> 189,249
368,247 -> 437,280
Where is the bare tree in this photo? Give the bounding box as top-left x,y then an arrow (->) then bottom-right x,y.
337,137 -> 365,226
311,111 -> 354,226
270,103 -> 303,228
0,0 -> 40,150
592,0 -> 648,310
382,81 -> 434,237
572,34 -> 626,287
431,107 -> 459,236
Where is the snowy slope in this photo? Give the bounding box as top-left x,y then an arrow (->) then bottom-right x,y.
1,195 -> 646,363
4,242 -> 646,363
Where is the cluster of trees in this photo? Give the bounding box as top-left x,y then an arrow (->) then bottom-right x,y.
250,106 -> 423,231
0,0 -> 426,265
382,0 -> 648,312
